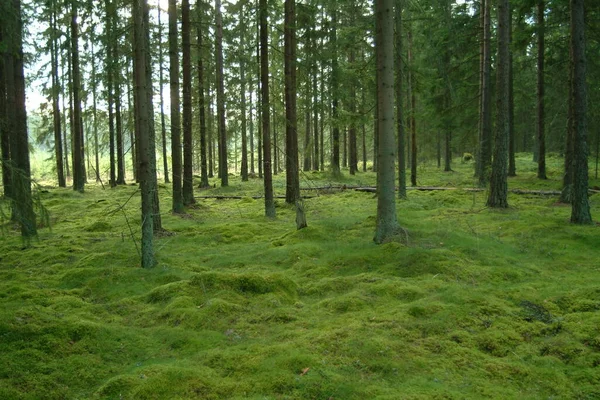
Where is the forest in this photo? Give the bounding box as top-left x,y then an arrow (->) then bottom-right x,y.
1,0 -> 599,398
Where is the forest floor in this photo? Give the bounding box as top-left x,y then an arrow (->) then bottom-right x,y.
1,154 -> 599,399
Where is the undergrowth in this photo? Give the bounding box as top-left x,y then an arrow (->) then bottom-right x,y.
0,154 -> 599,399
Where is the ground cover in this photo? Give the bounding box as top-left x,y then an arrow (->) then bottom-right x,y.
0,154 -> 599,399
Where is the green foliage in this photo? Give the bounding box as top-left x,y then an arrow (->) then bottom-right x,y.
0,156 -> 599,399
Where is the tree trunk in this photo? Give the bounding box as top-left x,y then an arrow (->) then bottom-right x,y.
158,4 -> 170,184
0,27 -> 11,199
284,0 -> 299,204
50,3 -> 65,187
508,13 -> 516,177
374,0 -> 400,244
133,0 -> 155,267
71,0 -> 85,192
569,0 -> 592,224
487,0 -> 509,208
182,0 -> 194,205
260,0 -> 275,217
90,41 -> 100,182
349,45 -> 357,176
197,0 -> 209,188
536,0 -> 546,179
240,8 -> 249,182
330,6 -> 340,176
106,0 -> 116,187
408,27 -> 417,187
169,0 -> 184,212
477,0 -> 492,186
6,0 -> 37,237
215,0 -> 228,186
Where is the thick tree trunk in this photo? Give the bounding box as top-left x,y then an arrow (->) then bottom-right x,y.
182,0 -> 194,205
569,0 -> 592,224
0,29 -> 11,198
169,0 -> 184,212
374,0 -> 400,244
487,0 -> 510,208
260,0 -> 275,217
133,0 -> 155,267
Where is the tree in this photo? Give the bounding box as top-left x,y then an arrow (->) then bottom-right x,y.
215,0 -> 228,187
260,0 -> 275,218
169,0 -> 184,213
477,0 -> 492,186
240,7 -> 249,182
396,0 -> 406,199
374,0 -> 401,244
487,0 -> 510,208
536,0 -> 547,180
71,0 -> 85,192
569,0 -> 592,224
133,0 -> 156,267
330,5 -> 340,176
158,4 -> 170,184
49,0 -> 65,187
284,0 -> 299,204
3,0 -> 37,237
182,0 -> 194,205
197,0 -> 209,188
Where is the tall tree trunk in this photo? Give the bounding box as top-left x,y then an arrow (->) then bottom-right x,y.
133,0 -> 155,267
260,0 -> 275,217
408,27 -> 417,187
197,0 -> 209,188
477,0 -> 492,186
396,1 -> 406,199
240,8 -> 249,182
215,0 -> 228,186
330,6 -> 340,176
569,0 -> 591,224
256,14 -> 262,179
6,0 -> 37,237
508,14 -> 516,177
208,88 -> 214,178
127,62 -> 137,182
374,0 -> 400,244
158,4 -> 170,183
50,3 -> 65,187
284,0 -> 299,204
106,0 -> 116,187
349,47 -> 357,175
536,0 -> 547,179
169,0 -> 184,212
0,27 -> 11,199
182,0 -> 194,204
71,0 -> 85,192
91,41 -> 100,182
61,47 -> 70,180
487,0 -> 510,208
312,42 -> 319,171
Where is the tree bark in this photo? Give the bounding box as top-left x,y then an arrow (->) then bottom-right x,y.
215,0 -> 228,186
169,0 -> 184,212
374,0 -> 400,244
487,0 -> 509,208
158,4 -> 170,184
477,0 -> 492,186
71,1 -> 85,192
260,0 -> 275,217
569,0 -> 592,224
182,0 -> 194,205
330,6 -> 340,176
536,0 -> 546,179
50,2 -> 65,187
240,8 -> 249,182
284,0 -> 299,203
408,27 -> 417,187
197,0 -> 209,188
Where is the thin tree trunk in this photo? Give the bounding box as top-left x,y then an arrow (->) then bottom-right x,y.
508,15 -> 516,177
408,27 -> 417,187
50,3 -> 65,187
158,4 -> 170,183
536,0 -> 547,179
91,41 -> 100,182
182,0 -> 194,204
284,0 -> 299,204
478,0 -> 492,186
331,6 -> 340,176
260,0 -> 275,217
197,0 -> 209,188
215,0 -> 228,186
240,8 -> 249,182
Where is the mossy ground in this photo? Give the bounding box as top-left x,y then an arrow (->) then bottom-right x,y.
1,154 -> 599,399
